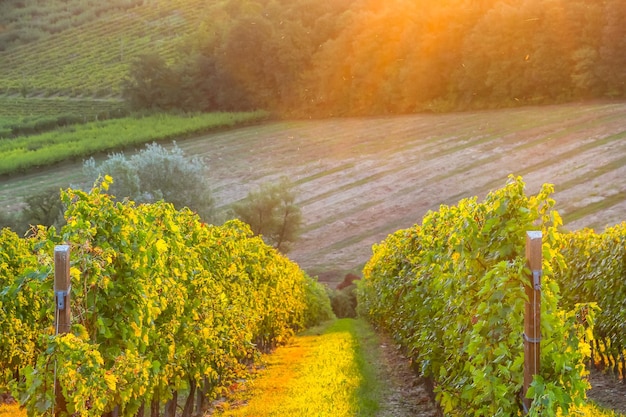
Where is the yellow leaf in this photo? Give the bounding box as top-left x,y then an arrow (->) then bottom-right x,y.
101,175 -> 113,191
70,266 -> 81,279
130,321 -> 141,337
155,239 -> 168,254
104,373 -> 117,391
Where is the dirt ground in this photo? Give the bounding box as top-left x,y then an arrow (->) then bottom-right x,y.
588,370 -> 626,415
374,337 -> 626,416
374,333 -> 440,417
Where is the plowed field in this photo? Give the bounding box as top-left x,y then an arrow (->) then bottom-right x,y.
1,102 -> 625,284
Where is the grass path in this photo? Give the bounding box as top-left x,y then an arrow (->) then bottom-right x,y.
211,319 -> 385,417
210,318 -> 438,417
208,318 -> 623,417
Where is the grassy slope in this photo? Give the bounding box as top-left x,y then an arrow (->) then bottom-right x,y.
0,102 -> 624,276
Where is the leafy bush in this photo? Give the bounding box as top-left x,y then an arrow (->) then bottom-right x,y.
0,211 -> 22,233
302,277 -> 336,328
329,285 -> 358,319
20,187 -> 65,231
83,142 -> 215,221
0,188 -> 65,235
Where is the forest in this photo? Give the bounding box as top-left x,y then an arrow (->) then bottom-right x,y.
119,0 -> 626,116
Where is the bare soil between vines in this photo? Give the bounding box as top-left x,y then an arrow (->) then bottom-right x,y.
588,370 -> 626,415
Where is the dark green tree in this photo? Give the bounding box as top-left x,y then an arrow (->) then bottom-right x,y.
122,52 -> 177,110
599,0 -> 626,97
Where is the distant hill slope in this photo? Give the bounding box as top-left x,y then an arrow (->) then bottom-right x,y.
0,0 -> 212,98
1,102 -> 624,277
2,0 -> 624,117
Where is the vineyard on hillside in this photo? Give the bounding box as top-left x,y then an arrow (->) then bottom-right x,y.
0,97 -> 127,139
0,0 -> 215,97
357,176 -> 625,416
0,97 -> 124,119
0,177 -> 334,416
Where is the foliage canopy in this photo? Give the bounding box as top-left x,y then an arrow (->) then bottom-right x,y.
83,142 -> 215,221
232,177 -> 302,253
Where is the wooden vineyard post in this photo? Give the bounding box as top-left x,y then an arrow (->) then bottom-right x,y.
523,231 -> 542,414
54,245 -> 71,416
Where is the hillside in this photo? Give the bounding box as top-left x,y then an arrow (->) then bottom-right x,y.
1,0 -> 625,117
0,0 -> 210,97
1,102 -> 624,283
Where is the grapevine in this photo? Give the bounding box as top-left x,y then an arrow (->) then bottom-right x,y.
0,176 -> 333,416
358,176 -> 595,416
555,222 -> 626,380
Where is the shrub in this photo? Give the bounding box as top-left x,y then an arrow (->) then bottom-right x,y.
329,285 -> 358,319
83,142 -> 215,221
0,211 -> 22,233
20,187 -> 66,231
302,277 -> 336,328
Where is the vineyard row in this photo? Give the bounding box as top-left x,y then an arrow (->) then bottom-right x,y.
358,176 -> 625,416
0,111 -> 268,176
0,177 -> 334,416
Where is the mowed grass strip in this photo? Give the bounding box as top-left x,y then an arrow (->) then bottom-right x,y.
213,318 -> 382,417
0,111 -> 268,176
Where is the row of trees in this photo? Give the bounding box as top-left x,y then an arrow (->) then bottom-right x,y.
357,177 -> 593,416
124,0 -> 626,116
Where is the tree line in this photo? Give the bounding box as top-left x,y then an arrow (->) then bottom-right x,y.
123,0 -> 626,116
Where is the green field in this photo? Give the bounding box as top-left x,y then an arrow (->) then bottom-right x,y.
0,111 -> 268,175
1,102 -> 624,280
0,96 -> 127,138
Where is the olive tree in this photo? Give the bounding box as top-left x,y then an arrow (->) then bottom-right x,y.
83,142 -> 215,221
232,177 -> 302,253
